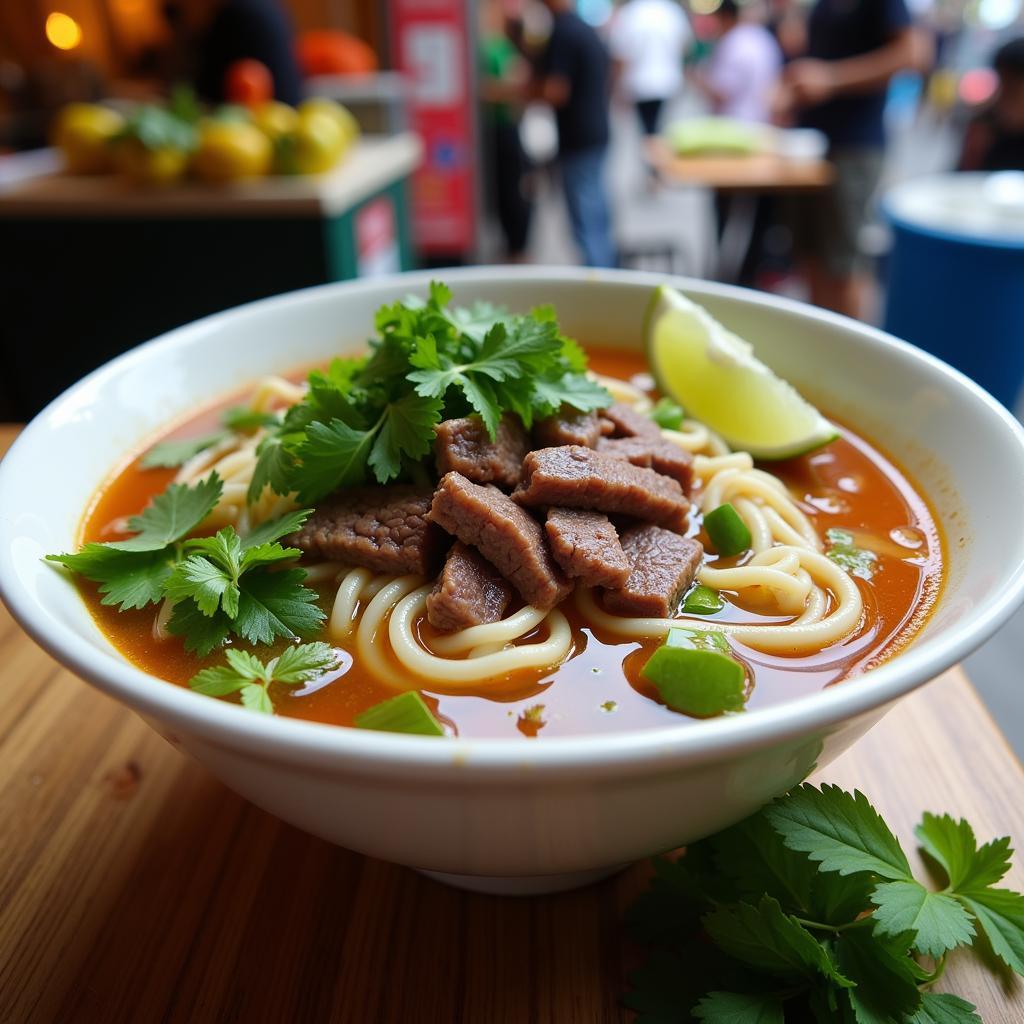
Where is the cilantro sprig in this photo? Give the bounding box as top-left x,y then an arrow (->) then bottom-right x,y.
247,282 -> 611,504
47,478 -> 322,657
188,642 -> 337,714
165,509 -> 323,656
626,784 -> 1024,1023
46,474 -> 223,609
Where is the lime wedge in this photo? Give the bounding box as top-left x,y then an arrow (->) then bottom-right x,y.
644,285 -> 838,459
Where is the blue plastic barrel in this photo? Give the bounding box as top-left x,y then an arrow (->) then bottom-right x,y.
883,172 -> 1024,410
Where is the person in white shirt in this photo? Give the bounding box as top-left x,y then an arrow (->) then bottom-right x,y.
701,0 -> 782,124
609,0 -> 691,135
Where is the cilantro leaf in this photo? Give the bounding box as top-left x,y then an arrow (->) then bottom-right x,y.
238,508 -> 311,550
140,431 -> 227,469
46,545 -> 174,610
248,434 -> 298,504
702,895 -> 853,987
833,927 -> 922,1024
367,392 -> 444,484
222,407 -> 278,432
107,474 -> 223,552
167,599 -> 232,656
692,992 -> 785,1023
765,784 -> 913,881
870,880 -> 975,958
188,641 -> 336,713
916,813 -> 1012,892
959,888 -> 1024,974
234,567 -> 324,646
905,993 -> 982,1024
291,418 -> 376,502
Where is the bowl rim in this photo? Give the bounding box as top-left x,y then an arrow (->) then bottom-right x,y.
3,265 -> 1024,777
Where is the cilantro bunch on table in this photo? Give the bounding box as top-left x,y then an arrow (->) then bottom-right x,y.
247,282 -> 611,504
626,784 -> 1024,1023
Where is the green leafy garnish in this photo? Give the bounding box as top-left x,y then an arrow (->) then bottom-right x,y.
354,691 -> 445,736
222,406 -> 279,432
188,642 -> 337,714
625,784 -> 1024,1023
140,431 -> 228,469
826,527 -> 880,581
650,397 -> 685,431
247,283 -> 612,504
46,475 -> 223,610
165,513 -> 323,656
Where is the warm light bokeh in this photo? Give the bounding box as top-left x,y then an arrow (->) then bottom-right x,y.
45,11 -> 83,50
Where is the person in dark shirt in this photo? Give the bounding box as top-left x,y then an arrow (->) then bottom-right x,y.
165,0 -> 302,106
776,0 -> 928,319
534,0 -> 616,267
960,37 -> 1024,173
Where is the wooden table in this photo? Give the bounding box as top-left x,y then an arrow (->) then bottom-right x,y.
645,136 -> 834,284
1,424 -> 1021,1022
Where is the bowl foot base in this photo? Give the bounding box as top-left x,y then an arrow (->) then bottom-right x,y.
416,864 -> 626,895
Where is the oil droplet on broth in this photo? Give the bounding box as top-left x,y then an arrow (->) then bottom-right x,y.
891,525 -> 926,551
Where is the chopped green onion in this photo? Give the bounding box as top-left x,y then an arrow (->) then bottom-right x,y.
681,584 -> 724,616
703,503 -> 752,557
354,691 -> 445,736
649,397 -> 685,431
665,626 -> 730,653
641,641 -> 747,718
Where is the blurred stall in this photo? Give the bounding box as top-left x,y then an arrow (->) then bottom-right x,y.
0,129 -> 420,418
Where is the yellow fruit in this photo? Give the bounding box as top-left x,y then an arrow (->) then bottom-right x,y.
113,138 -> 189,185
297,98 -> 359,145
193,120 -> 272,182
53,103 -> 124,175
282,109 -> 345,175
253,100 -> 298,142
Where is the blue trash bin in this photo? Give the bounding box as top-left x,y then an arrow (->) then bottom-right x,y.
883,172 -> 1024,410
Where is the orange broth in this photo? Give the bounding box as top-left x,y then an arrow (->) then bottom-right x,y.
76,349 -> 943,739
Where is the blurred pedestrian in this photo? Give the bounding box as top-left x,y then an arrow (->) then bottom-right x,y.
534,0 -> 616,268
609,0 -> 691,137
700,0 -> 781,124
777,0 -> 931,320
960,37 -> 1024,172
480,1 -> 534,260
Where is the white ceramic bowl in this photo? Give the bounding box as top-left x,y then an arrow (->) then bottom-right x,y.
3,268 -> 1024,895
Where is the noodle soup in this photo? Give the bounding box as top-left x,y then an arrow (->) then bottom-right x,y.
56,290 -> 942,739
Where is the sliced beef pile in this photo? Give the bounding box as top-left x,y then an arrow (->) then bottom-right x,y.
430,472 -> 572,610
533,407 -> 605,449
434,414 -> 529,489
288,485 -> 448,575
426,542 -> 513,632
602,526 -> 704,617
545,509 -> 631,589
513,446 -> 690,533
601,402 -> 662,440
597,436 -> 694,493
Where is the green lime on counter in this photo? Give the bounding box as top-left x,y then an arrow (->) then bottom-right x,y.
644,285 -> 838,459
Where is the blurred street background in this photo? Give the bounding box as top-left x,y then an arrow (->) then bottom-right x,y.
1,0 -> 1022,749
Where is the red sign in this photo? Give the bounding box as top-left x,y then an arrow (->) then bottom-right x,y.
388,0 -> 477,256
356,197 -> 401,278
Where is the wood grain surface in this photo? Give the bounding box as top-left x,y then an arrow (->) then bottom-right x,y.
645,137 -> 835,192
1,424 -> 1021,1023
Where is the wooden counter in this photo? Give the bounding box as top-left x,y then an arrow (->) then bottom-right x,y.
0,425 -> 1020,1022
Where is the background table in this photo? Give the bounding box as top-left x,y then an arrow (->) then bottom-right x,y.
645,138 -> 834,284
1,423 -> 1021,1022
